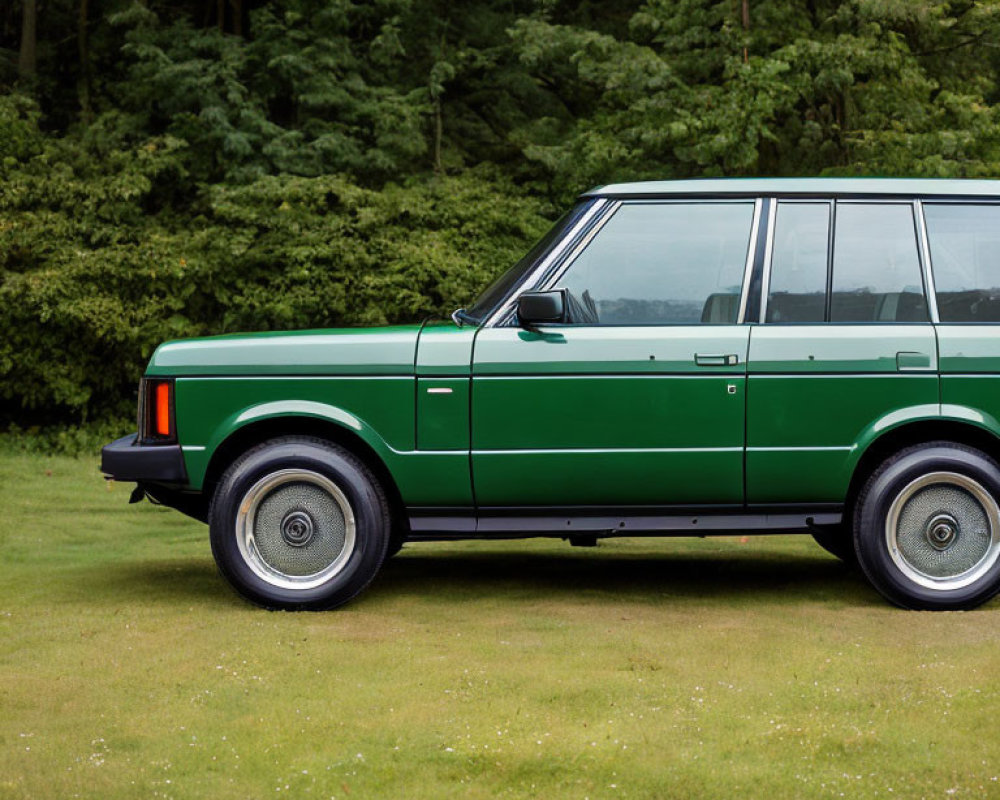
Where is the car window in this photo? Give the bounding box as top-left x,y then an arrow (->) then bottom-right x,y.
555,202 -> 755,325
924,203 -> 1000,322
831,203 -> 928,323
766,202 -> 830,323
464,200 -> 595,324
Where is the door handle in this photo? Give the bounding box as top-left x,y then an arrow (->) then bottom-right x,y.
695,353 -> 739,367
896,351 -> 932,371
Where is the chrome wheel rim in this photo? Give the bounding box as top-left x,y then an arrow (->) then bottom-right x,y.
235,469 -> 356,590
885,471 -> 1000,591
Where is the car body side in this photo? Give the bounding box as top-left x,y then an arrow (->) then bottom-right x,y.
115,179 -> 1000,542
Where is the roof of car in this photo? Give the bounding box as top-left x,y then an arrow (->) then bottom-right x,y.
582,177 -> 1000,199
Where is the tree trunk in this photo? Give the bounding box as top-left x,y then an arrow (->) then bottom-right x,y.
230,0 -> 242,37
18,0 -> 37,80
741,0 -> 750,64
217,0 -> 225,33
433,98 -> 443,175
78,0 -> 94,123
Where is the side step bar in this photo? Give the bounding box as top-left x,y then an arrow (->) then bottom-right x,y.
406,509 -> 842,541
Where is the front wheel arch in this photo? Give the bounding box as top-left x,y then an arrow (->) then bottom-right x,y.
203,416 -> 407,539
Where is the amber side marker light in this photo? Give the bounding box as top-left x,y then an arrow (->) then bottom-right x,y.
141,378 -> 176,442
155,381 -> 171,437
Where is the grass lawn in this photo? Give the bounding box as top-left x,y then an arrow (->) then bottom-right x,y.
2,452 -> 1000,799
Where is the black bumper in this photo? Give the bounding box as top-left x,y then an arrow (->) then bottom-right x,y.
101,434 -> 188,484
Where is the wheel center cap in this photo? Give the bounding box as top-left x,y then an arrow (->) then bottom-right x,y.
281,510 -> 315,547
926,513 -> 959,550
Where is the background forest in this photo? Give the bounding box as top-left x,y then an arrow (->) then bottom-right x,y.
4,0 -> 1000,432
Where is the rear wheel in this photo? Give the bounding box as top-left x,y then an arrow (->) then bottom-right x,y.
209,436 -> 390,610
854,442 -> 1000,610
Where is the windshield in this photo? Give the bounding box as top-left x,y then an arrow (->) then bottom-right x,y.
461,200 -> 595,324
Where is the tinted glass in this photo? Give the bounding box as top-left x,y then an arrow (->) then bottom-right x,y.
924,204 -> 1000,322
766,202 -> 829,323
831,204 -> 928,323
557,202 -> 754,325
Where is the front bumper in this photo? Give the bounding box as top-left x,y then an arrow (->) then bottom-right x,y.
101,434 -> 188,484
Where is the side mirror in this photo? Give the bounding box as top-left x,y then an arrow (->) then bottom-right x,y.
516,290 -> 566,326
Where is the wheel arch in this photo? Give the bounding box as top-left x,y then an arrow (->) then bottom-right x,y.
202,415 -> 406,531
845,416 -> 1000,525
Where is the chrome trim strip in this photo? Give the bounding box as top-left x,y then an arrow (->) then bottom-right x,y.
750,372 -> 936,379
475,447 -> 743,455
426,387 -> 453,394
483,199 -> 609,328
737,198 -> 763,324
538,201 -> 622,293
475,373 -> 744,380
758,198 -> 778,323
915,200 -> 940,323
172,375 -> 413,381
181,445 -> 206,452
746,446 -> 854,453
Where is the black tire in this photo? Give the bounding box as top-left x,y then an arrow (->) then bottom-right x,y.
208,436 -> 391,610
810,525 -> 857,566
854,442 -> 1000,610
385,531 -> 407,559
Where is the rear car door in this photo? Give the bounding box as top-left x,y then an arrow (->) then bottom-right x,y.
747,199 -> 939,504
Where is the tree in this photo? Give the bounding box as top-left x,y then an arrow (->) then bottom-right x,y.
17,0 -> 36,81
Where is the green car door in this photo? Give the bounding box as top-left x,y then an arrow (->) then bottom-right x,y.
747,200 -> 939,503
470,200 -> 762,508
923,202 -> 1000,431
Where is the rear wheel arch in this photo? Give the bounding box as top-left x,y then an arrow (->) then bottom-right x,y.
845,420 -> 1000,527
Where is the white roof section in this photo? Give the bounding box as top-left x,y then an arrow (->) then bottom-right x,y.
583,177 -> 1000,198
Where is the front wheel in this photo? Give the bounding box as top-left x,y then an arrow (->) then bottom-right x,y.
209,437 -> 390,610
854,442 -> 1000,610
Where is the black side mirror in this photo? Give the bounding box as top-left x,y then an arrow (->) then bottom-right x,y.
516,290 -> 566,327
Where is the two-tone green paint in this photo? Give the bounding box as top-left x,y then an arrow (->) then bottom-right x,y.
470,325 -> 747,505
148,325 -> 422,376
167,323 -> 476,507
746,324 -> 939,502
136,179 -> 1000,524
161,317 -> 992,511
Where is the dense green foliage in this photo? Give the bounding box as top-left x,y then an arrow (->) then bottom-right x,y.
4,0 -> 1000,426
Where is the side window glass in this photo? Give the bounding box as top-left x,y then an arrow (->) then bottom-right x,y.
556,202 -> 754,325
924,204 -> 1000,322
831,204 -> 928,323
766,202 -> 829,323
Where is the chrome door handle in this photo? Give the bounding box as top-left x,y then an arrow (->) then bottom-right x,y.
695,353 -> 739,367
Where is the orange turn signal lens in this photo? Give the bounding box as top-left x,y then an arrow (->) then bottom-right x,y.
155,382 -> 171,437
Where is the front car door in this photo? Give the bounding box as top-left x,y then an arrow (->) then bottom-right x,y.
470,199 -> 763,510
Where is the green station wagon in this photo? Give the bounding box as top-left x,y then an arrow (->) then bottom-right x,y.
103,178 -> 1000,611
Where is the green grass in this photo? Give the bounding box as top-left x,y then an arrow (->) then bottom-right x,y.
2,453 -> 1000,799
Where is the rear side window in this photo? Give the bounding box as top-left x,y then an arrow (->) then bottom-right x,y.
766,202 -> 829,323
831,204 -> 928,323
765,201 -> 929,323
924,204 -> 1000,322
556,202 -> 754,325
